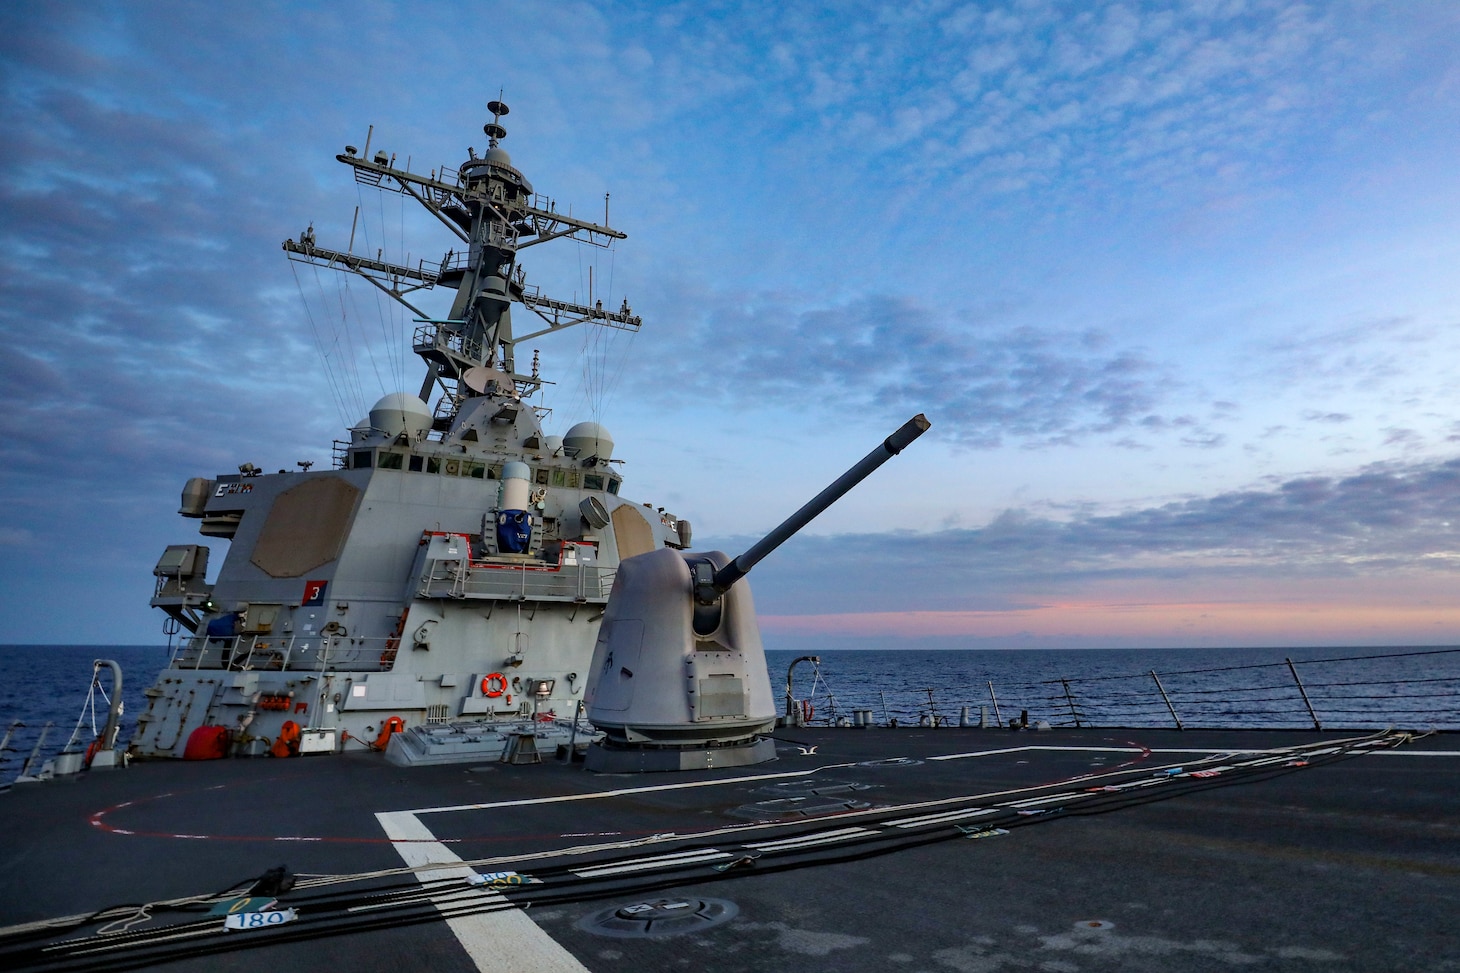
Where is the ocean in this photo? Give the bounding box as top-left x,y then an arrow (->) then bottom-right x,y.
766,644 -> 1460,732
3,643 -> 1456,781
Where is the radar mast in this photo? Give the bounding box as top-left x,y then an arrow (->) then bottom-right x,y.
283,98 -> 641,417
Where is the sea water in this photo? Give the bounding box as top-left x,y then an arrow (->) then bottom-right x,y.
3,643 -> 1456,782
0,644 -> 168,780
767,645 -> 1460,732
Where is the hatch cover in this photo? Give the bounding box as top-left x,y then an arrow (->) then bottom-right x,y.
576,897 -> 738,939
752,778 -> 872,797
726,796 -> 873,820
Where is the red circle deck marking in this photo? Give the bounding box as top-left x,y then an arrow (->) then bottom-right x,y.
85,781 -> 460,844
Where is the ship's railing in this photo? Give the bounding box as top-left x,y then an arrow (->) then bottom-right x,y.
167,633 -> 399,673
1,718 -> 58,784
782,647 -> 1460,731
413,322 -> 484,364
415,534 -> 615,603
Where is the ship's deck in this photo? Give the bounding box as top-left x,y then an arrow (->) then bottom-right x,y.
2,726 -> 1456,972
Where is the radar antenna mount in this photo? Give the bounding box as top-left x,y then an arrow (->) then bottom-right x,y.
282,93 -> 642,420
485,96 -> 508,145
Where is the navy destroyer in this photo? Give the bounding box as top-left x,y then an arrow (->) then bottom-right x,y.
0,104 -> 1455,973
139,100 -> 689,765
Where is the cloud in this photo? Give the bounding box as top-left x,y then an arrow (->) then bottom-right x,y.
0,527 -> 33,546
720,454 -> 1460,615
2,1 -> 1456,645
745,0 -> 1364,210
643,290 -> 1174,449
0,52 -> 340,493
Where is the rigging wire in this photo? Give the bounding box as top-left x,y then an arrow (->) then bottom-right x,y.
309,259 -> 356,423
332,274 -> 366,421
343,276 -> 388,401
290,262 -> 352,431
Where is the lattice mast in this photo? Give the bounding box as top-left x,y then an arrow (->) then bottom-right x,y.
283,99 -> 641,415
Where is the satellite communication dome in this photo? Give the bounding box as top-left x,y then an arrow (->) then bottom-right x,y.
369,393 -> 433,441
563,421 -> 614,462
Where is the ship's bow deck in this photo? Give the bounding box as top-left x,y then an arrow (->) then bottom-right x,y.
1,726 -> 1456,972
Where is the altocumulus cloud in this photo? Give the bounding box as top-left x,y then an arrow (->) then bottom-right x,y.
764,1 -> 1361,206
647,290 -> 1170,449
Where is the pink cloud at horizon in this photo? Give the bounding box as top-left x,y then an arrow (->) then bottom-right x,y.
760,598 -> 1460,647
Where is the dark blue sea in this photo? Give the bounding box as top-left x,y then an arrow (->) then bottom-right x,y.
3,644 -> 1456,781
767,645 -> 1460,733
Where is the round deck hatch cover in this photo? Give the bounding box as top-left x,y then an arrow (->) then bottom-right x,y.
577,897 -> 738,939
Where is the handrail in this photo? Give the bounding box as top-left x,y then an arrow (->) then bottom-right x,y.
777,647 -> 1460,731
169,633 -> 405,673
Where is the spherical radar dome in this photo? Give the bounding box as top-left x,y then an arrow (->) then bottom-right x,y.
563,421 -> 613,462
369,393 -> 433,441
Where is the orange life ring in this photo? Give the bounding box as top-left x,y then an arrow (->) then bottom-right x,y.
374,716 -> 406,750
481,672 -> 508,698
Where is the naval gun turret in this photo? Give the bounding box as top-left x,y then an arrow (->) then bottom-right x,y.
583,414 -> 931,772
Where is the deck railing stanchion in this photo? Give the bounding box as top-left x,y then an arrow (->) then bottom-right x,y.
1286,657 -> 1322,730
565,698 -> 583,758
1151,670 -> 1183,730
987,681 -> 1003,726
19,722 -> 52,778
1060,678 -> 1081,727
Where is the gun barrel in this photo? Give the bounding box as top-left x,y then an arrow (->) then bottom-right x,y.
711,414 -> 930,593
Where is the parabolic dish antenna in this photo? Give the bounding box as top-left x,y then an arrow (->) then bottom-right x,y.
462,366 -> 516,396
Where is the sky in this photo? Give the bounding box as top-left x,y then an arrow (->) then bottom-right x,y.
2,0 -> 1459,649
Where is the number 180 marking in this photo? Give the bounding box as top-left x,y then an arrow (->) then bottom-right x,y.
224,909 -> 298,931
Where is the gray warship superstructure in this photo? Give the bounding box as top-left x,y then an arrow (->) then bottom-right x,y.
137,102 -> 688,761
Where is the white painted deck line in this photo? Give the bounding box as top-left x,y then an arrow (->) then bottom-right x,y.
745,827 -> 878,852
408,764 -> 850,816
376,810 -> 589,973
885,807 -> 998,828
926,742 -> 1453,761
1006,792 -> 1088,808
928,745 -> 1226,759
571,848 -> 732,878
392,742 -> 1455,819
1369,750 -> 1460,756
